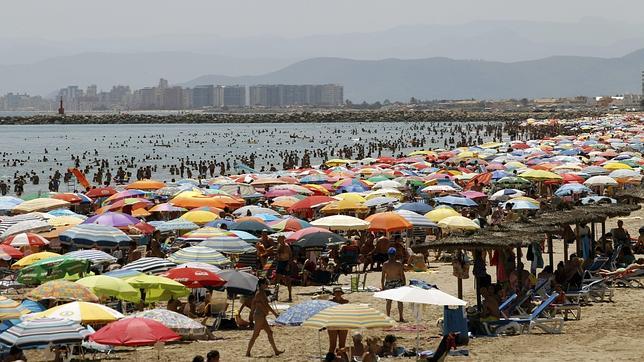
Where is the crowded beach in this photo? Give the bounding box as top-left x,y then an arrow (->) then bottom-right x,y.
0,114 -> 642,361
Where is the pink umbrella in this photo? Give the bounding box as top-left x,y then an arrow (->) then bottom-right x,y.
286,227 -> 332,242
459,191 -> 487,199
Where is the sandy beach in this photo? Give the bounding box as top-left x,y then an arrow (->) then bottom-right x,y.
20,211 -> 642,362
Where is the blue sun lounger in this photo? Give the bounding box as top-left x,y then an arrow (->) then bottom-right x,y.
484,293 -> 564,334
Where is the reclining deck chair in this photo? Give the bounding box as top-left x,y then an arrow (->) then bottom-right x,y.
484,293 -> 564,335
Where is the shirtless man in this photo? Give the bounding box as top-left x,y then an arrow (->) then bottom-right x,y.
373,236 -> 390,270
275,235 -> 293,302
246,278 -> 284,357
381,247 -> 406,322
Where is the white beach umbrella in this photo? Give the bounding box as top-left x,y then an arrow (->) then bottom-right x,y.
373,285 -> 466,306
310,215 -> 370,231
583,175 -> 618,186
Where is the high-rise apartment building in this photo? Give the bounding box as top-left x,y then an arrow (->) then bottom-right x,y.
248,84 -> 343,107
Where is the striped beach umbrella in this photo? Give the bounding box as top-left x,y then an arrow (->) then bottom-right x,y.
28,301 -> 123,323
65,250 -> 117,265
0,219 -> 50,239
302,303 -> 395,330
121,257 -> 177,275
168,246 -> 231,267
59,224 -> 132,248
27,280 -> 99,302
0,318 -> 89,348
130,309 -> 206,336
17,256 -> 90,285
2,232 -> 49,247
0,297 -> 29,320
199,234 -> 255,254
276,300 -> 338,326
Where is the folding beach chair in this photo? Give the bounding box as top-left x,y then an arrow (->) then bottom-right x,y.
484,293 -> 564,335
498,294 -> 518,318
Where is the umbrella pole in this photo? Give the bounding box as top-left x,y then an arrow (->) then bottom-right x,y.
457,278 -> 463,299
318,329 -> 322,359
547,234 -> 554,268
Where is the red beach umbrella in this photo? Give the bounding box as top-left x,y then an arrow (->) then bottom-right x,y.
0,244 -> 23,259
90,317 -> 181,346
86,187 -> 117,198
162,267 -> 226,288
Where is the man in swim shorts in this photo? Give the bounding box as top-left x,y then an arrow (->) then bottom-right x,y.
381,247 -> 406,322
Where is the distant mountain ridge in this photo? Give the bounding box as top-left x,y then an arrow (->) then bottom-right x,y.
184,48 -> 644,102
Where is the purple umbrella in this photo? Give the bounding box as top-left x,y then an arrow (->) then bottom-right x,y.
83,212 -> 140,227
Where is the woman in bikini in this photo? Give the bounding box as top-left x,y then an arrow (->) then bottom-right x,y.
245,278 -> 284,357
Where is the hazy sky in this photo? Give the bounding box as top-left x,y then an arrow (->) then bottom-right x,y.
2,0 -> 643,39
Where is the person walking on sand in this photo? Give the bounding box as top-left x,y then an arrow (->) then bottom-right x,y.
275,235 -> 293,302
381,247 -> 406,322
246,278 -> 284,357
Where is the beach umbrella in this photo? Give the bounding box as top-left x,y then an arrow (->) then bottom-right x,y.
0,297 -> 29,320
373,285 -> 466,306
276,300 -> 338,326
122,257 -> 177,274
51,193 -> 91,204
48,215 -> 85,227
253,213 -> 281,222
155,218 -> 200,232
434,196 -> 478,207
437,216 -> 480,231
269,217 -> 312,232
395,202 -> 433,214
372,180 -> 404,190
11,251 -> 60,269
394,210 -> 438,228
424,208 -> 460,223
28,301 -> 123,323
288,195 -> 337,213
149,203 -> 187,213
0,220 -> 50,239
199,235 -> 255,254
76,275 -> 140,302
59,224 -> 131,248
103,269 -> 143,280
230,220 -> 271,233
559,173 -> 586,184
334,193 -> 366,203
421,185 -> 458,194
229,230 -> 259,241
125,274 -> 190,302
320,199 -> 369,215
583,166 -> 609,176
12,198 -> 70,214
0,213 -> 45,235
285,227 -> 332,242
293,231 -> 348,250
363,196 -> 398,208
502,199 -> 540,210
27,280 -> 98,302
365,212 -> 413,233
233,206 -> 280,217
173,262 -> 219,274
217,269 -> 258,295
85,187 -> 117,198
489,189 -> 524,201
0,245 -> 22,260
495,176 -> 531,188
303,303 -> 395,330
2,232 -> 49,247
126,179 -> 166,190
271,196 -> 302,209
519,169 -> 562,181
602,162 -> 632,170
84,212 -> 140,227
584,175 -> 618,186
180,210 -> 219,224
554,183 -> 593,196
17,256 -> 90,285
90,317 -> 180,346
130,309 -> 206,336
170,195 -> 228,209
65,250 -> 117,265
177,227 -> 228,243
365,189 -> 404,200
310,215 -> 370,231
167,246 -> 231,267
0,318 -> 89,349
161,267 -> 226,288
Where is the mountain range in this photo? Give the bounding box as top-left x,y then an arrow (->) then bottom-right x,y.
185,49 -> 644,101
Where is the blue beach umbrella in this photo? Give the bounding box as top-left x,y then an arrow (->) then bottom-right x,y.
59,224 -> 131,248
276,300 -> 338,326
395,202 -> 433,214
434,196 -> 478,207
229,230 -> 259,241
0,318 -> 89,349
502,199 -> 539,210
554,183 -> 593,197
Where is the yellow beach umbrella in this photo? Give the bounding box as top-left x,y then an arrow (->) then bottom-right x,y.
12,198 -> 70,214
325,159 -> 356,167
320,199 -> 368,215
47,216 -> 84,227
408,150 -> 437,156
520,169 -> 562,181
180,210 -> 219,224
28,301 -> 123,323
125,274 -> 189,302
424,208 -> 460,223
303,303 -> 395,330
602,162 -> 632,171
12,251 -> 61,269
76,275 -> 140,302
438,216 -> 480,231
334,193 -> 366,203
